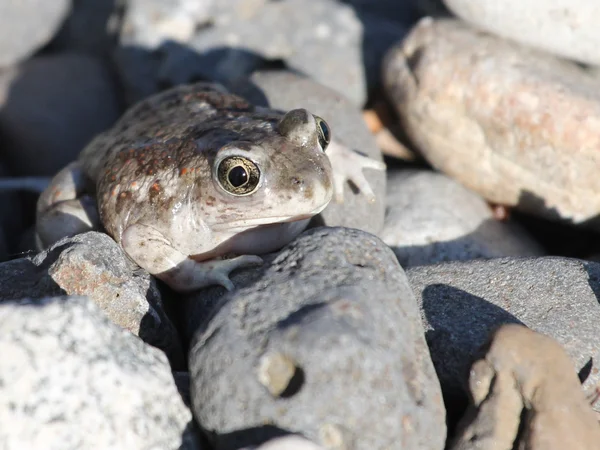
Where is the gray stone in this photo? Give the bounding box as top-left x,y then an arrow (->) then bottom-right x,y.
0,53 -> 121,176
189,227 -> 446,450
191,0 -> 366,104
122,0 -> 215,48
384,18 -> 600,228
117,0 -> 404,106
406,256 -> 600,415
0,296 -> 199,449
229,70 -> 386,235
381,169 -> 544,267
0,0 -> 70,67
112,45 -> 166,106
443,0 -> 600,65
0,231 -> 184,368
116,0 -> 216,105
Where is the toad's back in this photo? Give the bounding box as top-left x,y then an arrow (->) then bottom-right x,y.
79,83 -> 283,183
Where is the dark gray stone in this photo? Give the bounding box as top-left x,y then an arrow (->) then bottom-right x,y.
0,231 -> 184,368
0,53 -> 121,176
0,296 -> 200,449
52,0 -> 122,56
189,227 -> 446,450
229,70 -> 386,235
381,169 -> 544,267
0,0 -> 70,67
406,256 -> 600,416
342,0 -> 418,21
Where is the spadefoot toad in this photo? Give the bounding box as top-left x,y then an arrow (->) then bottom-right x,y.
35,83 -> 384,292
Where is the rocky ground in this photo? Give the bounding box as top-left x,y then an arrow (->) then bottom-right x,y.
1,0 -> 600,449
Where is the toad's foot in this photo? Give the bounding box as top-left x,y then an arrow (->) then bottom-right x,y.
163,255 -> 264,292
122,223 -> 263,292
35,162 -> 100,250
326,140 -> 386,204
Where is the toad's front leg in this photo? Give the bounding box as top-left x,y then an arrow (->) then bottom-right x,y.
121,223 -> 263,292
36,161 -> 101,249
326,140 -> 387,204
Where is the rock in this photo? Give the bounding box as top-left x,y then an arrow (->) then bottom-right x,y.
0,231 -> 184,368
443,0 -> 600,66
118,0 -> 405,106
112,45 -> 167,106
383,18 -> 600,228
229,70 -> 386,235
115,0 -> 217,105
52,0 -> 122,56
122,0 -> 215,48
0,296 -> 199,449
192,0 -> 367,105
406,256 -> 600,417
381,169 -> 544,267
0,0 -> 70,67
450,324 -> 600,450
189,227 -> 445,450
0,53 -> 121,176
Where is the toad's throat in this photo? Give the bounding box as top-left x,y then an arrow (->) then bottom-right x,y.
190,215 -> 313,262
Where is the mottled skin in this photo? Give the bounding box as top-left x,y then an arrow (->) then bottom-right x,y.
36,83 -> 384,292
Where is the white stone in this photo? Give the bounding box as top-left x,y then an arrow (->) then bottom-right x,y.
443,0 -> 600,65
0,296 -> 195,450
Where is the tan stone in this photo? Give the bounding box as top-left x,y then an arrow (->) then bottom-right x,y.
450,324 -> 600,450
384,18 -> 600,227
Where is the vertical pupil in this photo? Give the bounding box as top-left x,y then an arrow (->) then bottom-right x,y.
228,166 -> 248,187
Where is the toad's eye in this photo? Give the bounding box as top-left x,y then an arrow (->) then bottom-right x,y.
314,115 -> 331,151
216,156 -> 261,195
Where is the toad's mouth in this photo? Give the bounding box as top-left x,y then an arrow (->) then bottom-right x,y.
211,203 -> 328,232
211,214 -> 312,233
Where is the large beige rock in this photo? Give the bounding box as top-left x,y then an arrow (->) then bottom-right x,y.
443,0 -> 600,66
384,18 -> 600,227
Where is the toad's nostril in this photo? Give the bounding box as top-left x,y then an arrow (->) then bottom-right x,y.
291,177 -> 304,186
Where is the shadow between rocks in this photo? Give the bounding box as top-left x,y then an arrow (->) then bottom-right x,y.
205,425 -> 296,450
512,190 -> 600,259
0,247 -> 67,302
114,41 -> 291,108
420,283 -> 524,433
584,260 -> 600,307
580,260 -> 600,384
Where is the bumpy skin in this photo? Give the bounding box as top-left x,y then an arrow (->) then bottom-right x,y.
36,83 -> 384,292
